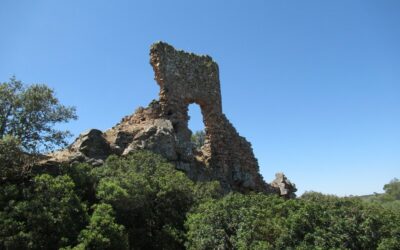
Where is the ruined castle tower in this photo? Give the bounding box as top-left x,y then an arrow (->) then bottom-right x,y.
43,42 -> 296,196
149,42 -> 266,192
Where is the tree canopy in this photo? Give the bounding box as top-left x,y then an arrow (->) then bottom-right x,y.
186,192 -> 400,250
0,76 -> 77,153
384,178 -> 400,201
0,80 -> 399,249
1,149 -> 399,250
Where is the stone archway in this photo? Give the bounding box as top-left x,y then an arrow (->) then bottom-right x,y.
150,42 -> 266,192
41,41 -> 295,196
150,42 -> 223,162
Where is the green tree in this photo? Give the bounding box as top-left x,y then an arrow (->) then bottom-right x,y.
0,76 -> 77,153
59,162 -> 98,204
384,178 -> 400,200
0,135 -> 27,183
191,130 -> 205,150
186,192 -> 400,250
363,178 -> 400,212
73,203 -> 128,250
93,151 -> 220,249
0,174 -> 88,249
185,193 -> 289,250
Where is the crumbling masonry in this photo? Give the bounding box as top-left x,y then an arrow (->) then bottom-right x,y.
42,42 -> 296,196
150,42 -> 266,191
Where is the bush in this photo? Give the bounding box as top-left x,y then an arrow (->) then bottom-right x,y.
0,135 -> 27,183
0,77 -> 77,153
92,151 -> 220,249
2,146 -> 399,249
0,174 -> 88,249
185,192 -> 400,250
74,203 -> 128,250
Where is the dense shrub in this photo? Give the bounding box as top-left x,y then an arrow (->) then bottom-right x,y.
0,135 -> 27,183
1,150 -> 399,249
0,174 -> 88,249
91,151 -> 220,249
185,192 -> 400,250
73,203 -> 129,250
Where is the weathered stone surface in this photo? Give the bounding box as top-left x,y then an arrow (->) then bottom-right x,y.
271,173 -> 297,198
39,42 -> 296,197
70,129 -> 112,160
148,42 -> 267,192
123,119 -> 178,161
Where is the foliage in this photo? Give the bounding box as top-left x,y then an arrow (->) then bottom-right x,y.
92,151 -> 220,249
0,135 -> 28,183
0,76 -> 77,153
185,193 -> 288,250
384,178 -> 400,200
59,162 -> 98,204
1,142 -> 399,249
185,192 -> 400,250
191,130 -> 205,150
73,203 -> 128,250
0,149 -> 220,250
360,178 -> 400,213
1,70 -> 399,249
0,174 -> 88,249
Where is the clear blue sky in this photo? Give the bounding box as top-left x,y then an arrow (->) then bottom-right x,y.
1,0 -> 399,196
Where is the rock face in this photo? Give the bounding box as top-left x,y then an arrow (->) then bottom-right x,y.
42,42 -> 296,196
271,173 -> 297,199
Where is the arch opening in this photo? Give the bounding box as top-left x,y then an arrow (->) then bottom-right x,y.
188,103 -> 206,151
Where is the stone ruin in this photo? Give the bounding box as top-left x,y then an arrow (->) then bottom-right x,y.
41,42 -> 296,197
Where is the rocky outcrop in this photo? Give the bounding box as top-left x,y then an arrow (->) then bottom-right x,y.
41,42 -> 296,197
271,173 -> 297,199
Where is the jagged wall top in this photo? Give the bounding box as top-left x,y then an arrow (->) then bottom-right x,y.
149,42 -> 267,192
41,41 -> 296,196
150,42 -> 222,114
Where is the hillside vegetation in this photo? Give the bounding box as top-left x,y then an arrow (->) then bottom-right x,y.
1,150 -> 399,249
1,79 -> 399,249
358,178 -> 400,212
